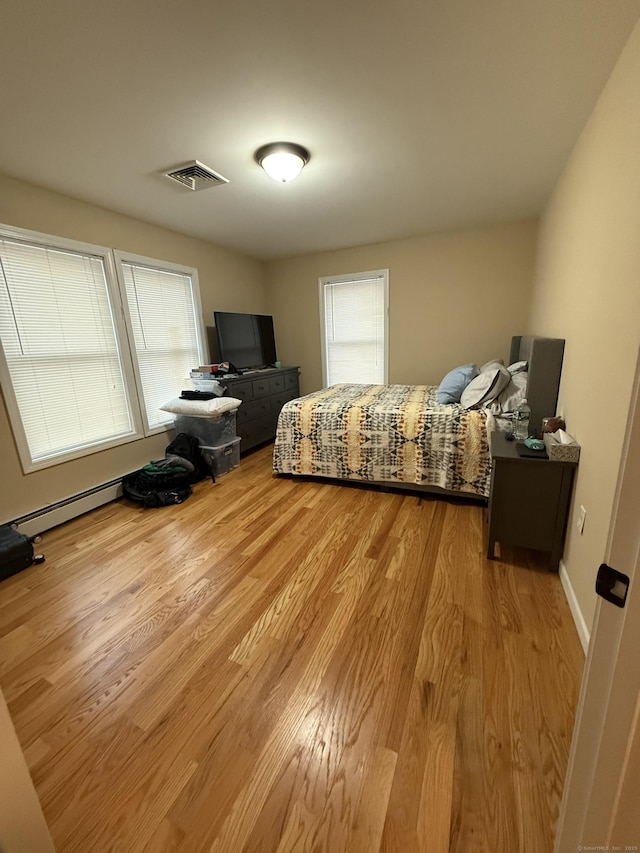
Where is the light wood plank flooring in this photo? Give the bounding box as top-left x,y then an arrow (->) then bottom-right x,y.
0,444 -> 585,852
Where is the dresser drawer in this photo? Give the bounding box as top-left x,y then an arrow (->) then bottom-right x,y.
252,377 -> 271,398
238,414 -> 278,450
271,388 -> 298,412
269,375 -> 285,394
238,397 -> 272,422
285,371 -> 299,391
226,380 -> 253,402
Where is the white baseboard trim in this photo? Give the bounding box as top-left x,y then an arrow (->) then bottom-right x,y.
559,559 -> 590,654
9,479 -> 124,539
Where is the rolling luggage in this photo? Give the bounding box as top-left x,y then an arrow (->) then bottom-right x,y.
0,525 -> 44,582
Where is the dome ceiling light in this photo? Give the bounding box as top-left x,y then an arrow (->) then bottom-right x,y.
254,142 -> 310,183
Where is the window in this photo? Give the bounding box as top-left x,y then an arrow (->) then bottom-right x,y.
319,269 -> 388,386
0,228 -> 141,470
0,225 -> 206,472
115,253 -> 205,433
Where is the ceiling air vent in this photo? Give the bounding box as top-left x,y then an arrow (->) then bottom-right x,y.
162,160 -> 229,191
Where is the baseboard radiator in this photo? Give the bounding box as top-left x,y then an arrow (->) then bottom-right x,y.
10,478 -> 125,538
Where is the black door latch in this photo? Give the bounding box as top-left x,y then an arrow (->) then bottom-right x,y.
595,563 -> 630,608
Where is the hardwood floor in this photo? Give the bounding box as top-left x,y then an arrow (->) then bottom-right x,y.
0,444 -> 585,853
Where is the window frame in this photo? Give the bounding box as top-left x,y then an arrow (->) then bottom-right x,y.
0,223 -> 208,473
113,250 -> 208,436
0,224 -> 146,473
318,268 -> 389,388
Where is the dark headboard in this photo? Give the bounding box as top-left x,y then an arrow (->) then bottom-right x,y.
510,335 -> 565,437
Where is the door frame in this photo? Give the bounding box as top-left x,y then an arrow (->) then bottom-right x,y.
555,345 -> 640,849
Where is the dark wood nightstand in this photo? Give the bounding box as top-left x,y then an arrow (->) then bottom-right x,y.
487,430 -> 578,571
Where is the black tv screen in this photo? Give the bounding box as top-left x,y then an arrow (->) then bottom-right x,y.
213,311 -> 277,370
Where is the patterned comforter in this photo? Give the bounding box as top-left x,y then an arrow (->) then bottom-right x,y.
273,383 -> 491,497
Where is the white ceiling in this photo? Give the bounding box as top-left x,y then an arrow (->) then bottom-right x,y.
1,0 -> 639,260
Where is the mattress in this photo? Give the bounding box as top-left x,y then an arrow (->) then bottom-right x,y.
273,383 -> 491,497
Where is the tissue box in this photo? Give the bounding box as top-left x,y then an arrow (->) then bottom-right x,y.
543,431 -> 581,463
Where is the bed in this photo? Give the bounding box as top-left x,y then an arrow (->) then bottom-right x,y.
273,335 -> 565,500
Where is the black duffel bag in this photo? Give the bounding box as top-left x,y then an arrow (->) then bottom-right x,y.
122,466 -> 192,508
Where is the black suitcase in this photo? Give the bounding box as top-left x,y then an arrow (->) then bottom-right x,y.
0,525 -> 44,582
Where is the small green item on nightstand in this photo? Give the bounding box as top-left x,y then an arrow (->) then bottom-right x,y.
524,437 -> 545,451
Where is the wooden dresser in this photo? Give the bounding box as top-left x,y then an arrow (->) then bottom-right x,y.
218,366 -> 300,452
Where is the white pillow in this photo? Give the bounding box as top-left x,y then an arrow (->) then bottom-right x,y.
489,371 -> 528,414
507,360 -> 528,375
160,396 -> 243,417
460,364 -> 510,409
479,358 -> 504,373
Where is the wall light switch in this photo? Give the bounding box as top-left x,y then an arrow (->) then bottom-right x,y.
577,505 -> 586,534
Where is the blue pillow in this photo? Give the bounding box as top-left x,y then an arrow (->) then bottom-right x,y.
437,363 -> 480,404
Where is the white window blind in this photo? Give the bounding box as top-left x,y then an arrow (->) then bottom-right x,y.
0,235 -> 136,465
118,258 -> 205,431
321,271 -> 388,386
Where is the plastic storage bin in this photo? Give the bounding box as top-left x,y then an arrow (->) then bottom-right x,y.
202,437 -> 241,476
192,379 -> 224,395
173,411 -> 237,447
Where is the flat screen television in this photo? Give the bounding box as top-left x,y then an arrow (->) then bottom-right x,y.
213,311 -> 277,370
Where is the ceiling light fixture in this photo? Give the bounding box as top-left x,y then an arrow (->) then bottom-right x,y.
255,142 -> 310,183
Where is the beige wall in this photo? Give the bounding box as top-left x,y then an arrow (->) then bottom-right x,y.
0,173 -> 266,522
265,220 -> 538,395
528,20 -> 640,631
